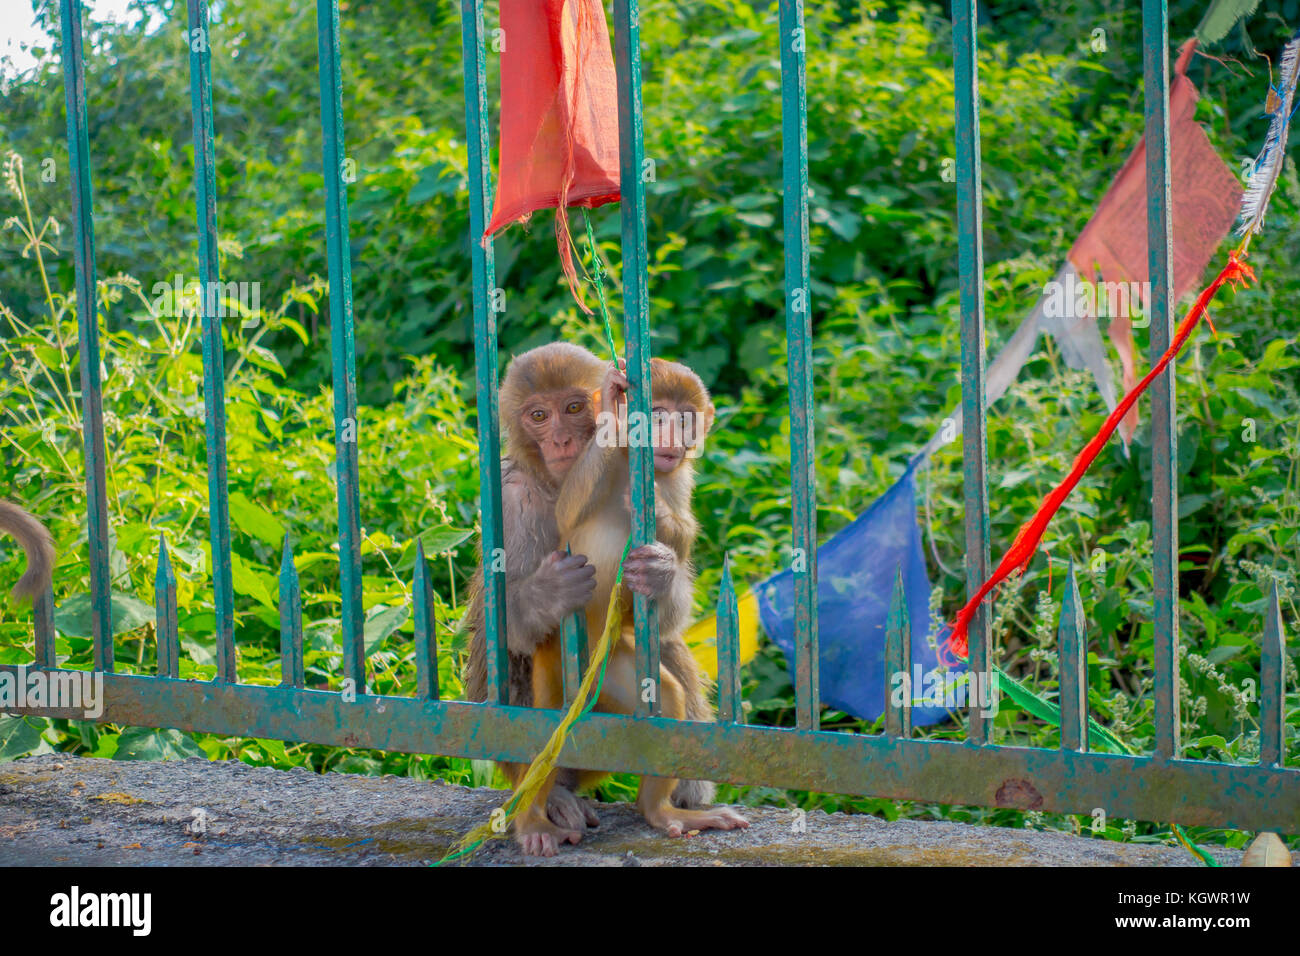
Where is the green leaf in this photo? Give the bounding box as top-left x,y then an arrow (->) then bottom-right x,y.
229,492 -> 286,547
230,553 -> 277,609
418,526 -> 474,554
54,592 -> 155,638
0,715 -> 49,762
734,211 -> 775,229
113,727 -> 206,761
364,604 -> 409,656
993,666 -> 1131,755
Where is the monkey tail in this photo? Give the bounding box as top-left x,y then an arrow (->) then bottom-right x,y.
0,500 -> 54,604
671,778 -> 717,809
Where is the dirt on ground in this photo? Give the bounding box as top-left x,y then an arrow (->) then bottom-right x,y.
0,753 -> 1240,866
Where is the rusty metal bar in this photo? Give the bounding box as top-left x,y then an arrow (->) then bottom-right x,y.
1142,0 -> 1180,762
884,567 -> 911,738
716,554 -> 743,724
279,535 -> 304,689
611,0 -> 661,719
561,610 -> 588,708
414,540 -> 439,701
8,666 -> 1297,833
33,585 -> 55,669
316,0 -> 365,693
155,535 -> 179,680
458,0 -> 508,706
952,0 -> 991,743
59,0 -> 113,670
1057,561 -> 1087,752
1260,582 -> 1285,767
778,0 -> 819,732
186,0 -> 236,683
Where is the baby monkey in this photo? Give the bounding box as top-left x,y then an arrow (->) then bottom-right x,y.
516,357 -> 748,855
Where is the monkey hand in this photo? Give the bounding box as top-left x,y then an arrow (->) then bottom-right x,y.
533,551 -> 597,622
547,786 -> 600,831
595,359 -> 628,420
622,542 -> 678,598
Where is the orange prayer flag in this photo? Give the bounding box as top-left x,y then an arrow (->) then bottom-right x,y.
483,0 -> 621,311
1067,40 -> 1243,442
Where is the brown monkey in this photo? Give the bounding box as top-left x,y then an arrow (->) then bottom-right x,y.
514,357 -> 747,855
0,500 -> 54,603
461,342 -> 606,836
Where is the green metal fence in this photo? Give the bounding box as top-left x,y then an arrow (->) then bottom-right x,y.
5,0 -> 1297,836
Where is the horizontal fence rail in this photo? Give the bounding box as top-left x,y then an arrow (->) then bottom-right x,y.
8,0 -> 1294,839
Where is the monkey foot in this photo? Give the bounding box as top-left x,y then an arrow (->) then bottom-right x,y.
547,788 -> 600,831
644,804 -> 750,839
517,817 -> 583,858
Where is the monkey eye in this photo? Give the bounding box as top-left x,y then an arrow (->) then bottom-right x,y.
565,400 -> 584,414
529,409 -> 547,423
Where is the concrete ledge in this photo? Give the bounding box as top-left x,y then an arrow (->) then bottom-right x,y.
0,754 -> 1239,866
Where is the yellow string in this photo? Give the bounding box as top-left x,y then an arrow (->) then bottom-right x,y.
436,547 -> 630,865
436,210 -> 629,866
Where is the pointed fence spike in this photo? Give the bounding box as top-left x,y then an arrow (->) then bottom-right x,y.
1058,560 -> 1088,752
717,552 -> 742,724
279,534 -> 304,688
34,581 -> 56,668
1260,582 -> 1285,767
414,539 -> 439,701
154,533 -> 179,678
884,565 -> 911,739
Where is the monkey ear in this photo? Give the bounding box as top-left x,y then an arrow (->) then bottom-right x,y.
591,387 -> 602,415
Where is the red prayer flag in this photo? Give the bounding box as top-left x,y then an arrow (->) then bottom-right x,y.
1067,40 -> 1243,442
483,0 -> 621,310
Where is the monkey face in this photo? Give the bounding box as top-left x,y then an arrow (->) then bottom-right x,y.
650,401 -> 712,473
520,389 -> 597,480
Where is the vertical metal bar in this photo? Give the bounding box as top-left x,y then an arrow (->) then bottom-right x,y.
414,540 -> 439,701
716,554 -> 743,724
459,0 -> 508,706
186,0 -> 235,683
1142,0 -> 1179,761
1058,561 -> 1087,751
952,0 -> 990,744
155,535 -> 179,679
561,612 -> 588,708
1260,582 -> 1284,767
611,0 -> 660,719
279,534 -> 304,688
316,0 -> 364,693
59,0 -> 112,671
884,566 -> 911,738
33,585 -> 55,668
778,0 -> 819,732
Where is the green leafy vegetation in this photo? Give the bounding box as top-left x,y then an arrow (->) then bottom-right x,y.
1,0 -> 1297,852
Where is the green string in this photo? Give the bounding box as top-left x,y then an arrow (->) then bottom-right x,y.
578,206 -> 634,716
580,207 -> 635,717
582,208 -> 619,363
